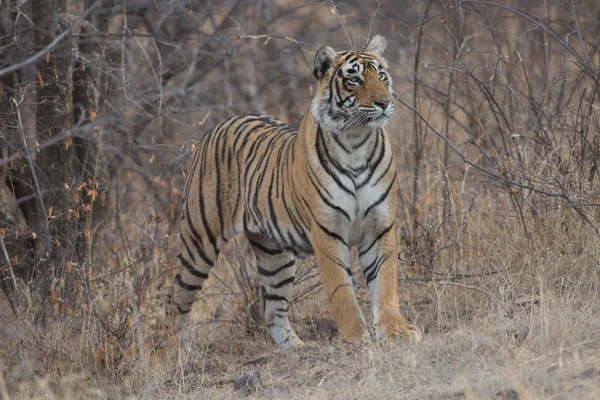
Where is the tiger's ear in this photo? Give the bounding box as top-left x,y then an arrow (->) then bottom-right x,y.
313,46 -> 336,80
365,35 -> 387,56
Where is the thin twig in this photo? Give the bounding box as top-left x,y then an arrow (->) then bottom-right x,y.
392,93 -> 597,200
437,281 -> 506,310
446,0 -> 594,76
11,97 -> 50,244
128,290 -> 153,399
0,30 -> 70,78
366,0 -> 381,45
329,0 -> 354,50
569,0 -> 593,71
0,1 -> 101,78
0,234 -> 20,317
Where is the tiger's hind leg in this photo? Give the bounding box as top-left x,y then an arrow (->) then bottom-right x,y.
246,234 -> 304,351
171,225 -> 219,347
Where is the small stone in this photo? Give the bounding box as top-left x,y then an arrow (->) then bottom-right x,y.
496,388 -> 520,400
316,318 -> 337,337
577,367 -> 599,379
234,372 -> 260,395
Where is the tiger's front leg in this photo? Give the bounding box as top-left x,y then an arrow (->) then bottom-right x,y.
311,229 -> 369,340
359,222 -> 421,342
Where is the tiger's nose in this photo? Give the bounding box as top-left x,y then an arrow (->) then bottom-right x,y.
374,99 -> 391,110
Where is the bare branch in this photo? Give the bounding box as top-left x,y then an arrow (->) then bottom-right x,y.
0,1 -> 100,78
329,0 -> 354,50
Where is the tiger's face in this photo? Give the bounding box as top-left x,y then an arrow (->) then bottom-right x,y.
312,35 -> 394,134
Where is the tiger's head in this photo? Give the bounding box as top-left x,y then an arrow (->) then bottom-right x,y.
311,35 -> 393,134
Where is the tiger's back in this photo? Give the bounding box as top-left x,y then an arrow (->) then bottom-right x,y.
179,115 -> 311,267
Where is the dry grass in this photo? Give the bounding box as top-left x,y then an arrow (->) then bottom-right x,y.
1,208 -> 599,399
2,1 -> 600,399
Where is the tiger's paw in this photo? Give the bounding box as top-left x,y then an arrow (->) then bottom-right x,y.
270,327 -> 305,353
280,337 -> 305,353
375,310 -> 422,343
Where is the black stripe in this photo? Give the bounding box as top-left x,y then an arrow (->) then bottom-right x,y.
365,254 -> 391,284
307,171 -> 351,221
263,291 -> 289,303
314,127 -> 355,197
327,66 -> 337,103
363,172 -> 396,218
334,78 -> 346,107
359,222 -> 394,258
219,117 -> 239,164
324,253 -> 351,276
366,132 -> 387,179
233,156 -> 242,226
197,170 -> 219,255
318,127 -> 355,180
182,142 -> 202,201
233,118 -> 265,155
363,256 -> 381,279
175,274 -> 202,291
348,164 -> 368,176
315,220 -> 349,246
357,131 -> 385,189
302,198 -> 349,247
242,133 -> 267,221
332,133 -> 351,153
281,151 -> 312,245
248,238 -> 283,255
184,215 -> 215,267
290,187 -> 311,231
371,156 -> 394,187
247,130 -> 282,223
352,131 -> 372,150
267,169 -> 287,245
257,260 -> 295,277
213,124 -> 227,240
270,276 -> 295,289
282,189 -> 311,246
307,161 -> 333,198
178,254 -> 209,279
364,129 -> 381,166
274,136 -> 289,197
176,303 -> 191,314
346,55 -> 359,65
180,232 -> 196,264
198,123 -> 213,184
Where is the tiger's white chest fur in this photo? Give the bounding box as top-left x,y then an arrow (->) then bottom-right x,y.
308,126 -> 396,248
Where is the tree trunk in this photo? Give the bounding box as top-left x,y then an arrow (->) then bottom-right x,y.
0,0 -> 37,311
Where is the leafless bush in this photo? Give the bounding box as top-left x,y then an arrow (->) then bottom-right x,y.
0,0 -> 599,398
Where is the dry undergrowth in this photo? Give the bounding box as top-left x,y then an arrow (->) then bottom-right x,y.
2,1 -> 600,399
1,207 -> 599,399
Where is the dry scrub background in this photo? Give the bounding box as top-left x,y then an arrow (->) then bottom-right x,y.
1,0 -> 600,399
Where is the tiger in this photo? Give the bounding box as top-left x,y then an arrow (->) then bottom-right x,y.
171,35 -> 421,351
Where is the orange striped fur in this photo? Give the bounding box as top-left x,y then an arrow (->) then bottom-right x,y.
172,35 -> 420,351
